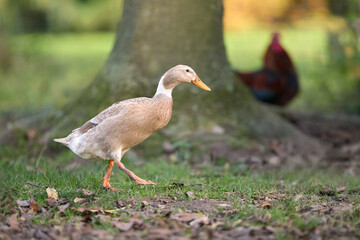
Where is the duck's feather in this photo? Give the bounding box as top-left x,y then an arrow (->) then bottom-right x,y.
73,97 -> 150,135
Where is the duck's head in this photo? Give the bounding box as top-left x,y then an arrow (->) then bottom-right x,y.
156,65 -> 211,97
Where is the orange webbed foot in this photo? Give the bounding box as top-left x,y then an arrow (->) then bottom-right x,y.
133,177 -> 155,185
103,180 -> 121,191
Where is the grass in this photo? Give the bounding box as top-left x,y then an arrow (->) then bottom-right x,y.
0,33 -> 114,111
1,154 -> 360,234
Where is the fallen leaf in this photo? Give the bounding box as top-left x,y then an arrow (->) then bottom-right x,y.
212,125 -> 225,134
148,228 -> 179,238
218,203 -> 231,208
74,197 -> 90,206
336,186 -> 347,193
294,194 -> 303,202
82,189 -> 95,196
113,217 -> 143,231
104,209 -> 119,214
189,216 -> 210,228
29,197 -> 39,214
171,209 -> 204,223
113,221 -> 133,231
17,200 -> 30,208
116,200 -> 126,208
58,198 -> 70,205
58,203 -> 70,212
141,200 -> 149,206
46,198 -> 57,206
8,214 -> 19,230
268,156 -> 281,166
46,188 -> 59,200
74,197 -> 87,203
260,202 -> 271,209
186,191 -> 195,199
158,204 -> 167,209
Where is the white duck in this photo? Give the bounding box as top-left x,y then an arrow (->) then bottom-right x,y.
54,65 -> 211,190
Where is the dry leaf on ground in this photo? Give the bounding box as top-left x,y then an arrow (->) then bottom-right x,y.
29,197 -> 39,214
186,191 -> 195,199
171,209 -> 207,224
8,214 -> 20,230
113,217 -> 143,231
46,188 -> 58,200
82,189 -> 95,196
74,197 -> 88,204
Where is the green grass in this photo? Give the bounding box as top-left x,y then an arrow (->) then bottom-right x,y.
0,33 -> 114,111
1,154 -> 359,232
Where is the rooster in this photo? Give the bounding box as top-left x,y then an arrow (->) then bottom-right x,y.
236,33 -> 299,106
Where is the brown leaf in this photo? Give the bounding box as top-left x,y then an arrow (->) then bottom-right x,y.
46,188 -> 59,200
189,216 -> 210,228
46,198 -> 57,206
260,202 -> 272,209
29,197 -> 38,214
116,200 -> 126,208
8,214 -> 20,230
336,186 -> 347,193
148,228 -> 179,238
113,217 -> 143,231
82,189 -> 95,196
72,206 -> 106,215
171,209 -> 204,223
113,221 -> 133,231
58,198 -> 71,205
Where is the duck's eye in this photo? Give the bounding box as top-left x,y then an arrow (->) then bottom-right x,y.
186,69 -> 189,72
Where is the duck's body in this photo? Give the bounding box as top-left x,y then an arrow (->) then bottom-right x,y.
56,95 -> 173,161
54,65 -> 210,190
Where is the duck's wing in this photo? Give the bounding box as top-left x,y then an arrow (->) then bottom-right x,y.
76,97 -> 151,134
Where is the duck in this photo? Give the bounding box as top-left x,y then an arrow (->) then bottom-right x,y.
54,65 -> 211,190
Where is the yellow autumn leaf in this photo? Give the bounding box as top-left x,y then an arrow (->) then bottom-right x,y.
74,197 -> 87,203
46,188 -> 58,200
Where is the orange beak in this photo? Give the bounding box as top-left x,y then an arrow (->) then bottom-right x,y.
191,75 -> 211,91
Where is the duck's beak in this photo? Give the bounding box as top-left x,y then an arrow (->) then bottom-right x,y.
191,75 -> 211,91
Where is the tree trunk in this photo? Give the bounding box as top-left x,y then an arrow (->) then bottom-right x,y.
51,0 -> 324,163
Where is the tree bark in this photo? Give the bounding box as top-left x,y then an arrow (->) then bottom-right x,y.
51,0 -> 324,163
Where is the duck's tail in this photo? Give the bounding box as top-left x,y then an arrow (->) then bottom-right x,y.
53,137 -> 69,146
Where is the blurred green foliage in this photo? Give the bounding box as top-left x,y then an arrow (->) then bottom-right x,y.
1,0 -> 123,32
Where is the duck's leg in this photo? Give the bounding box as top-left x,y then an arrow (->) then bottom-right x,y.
102,160 -> 120,191
116,161 -> 155,185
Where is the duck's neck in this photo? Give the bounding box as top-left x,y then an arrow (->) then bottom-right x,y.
155,74 -> 173,98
